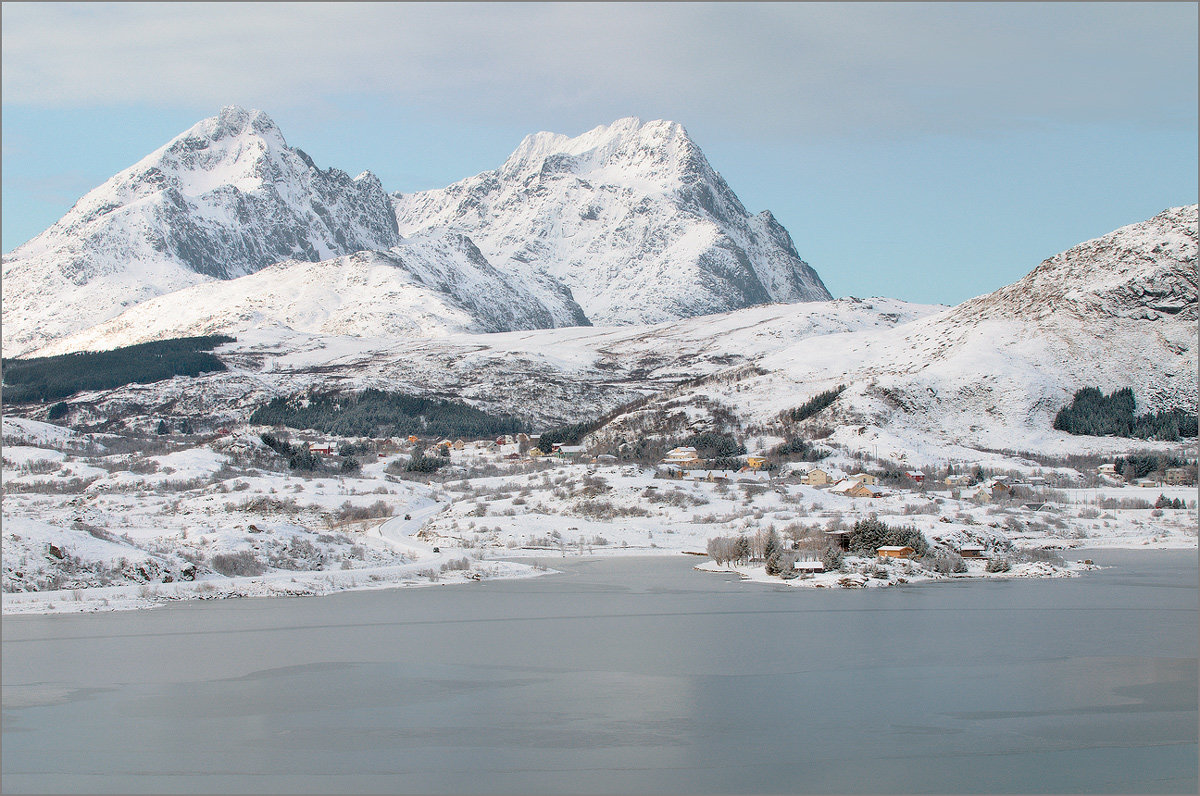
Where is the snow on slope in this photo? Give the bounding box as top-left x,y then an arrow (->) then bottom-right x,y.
34,231 -> 573,355
2,106 -> 400,356
591,206 -> 1199,455
392,117 -> 831,326
19,298 -> 940,431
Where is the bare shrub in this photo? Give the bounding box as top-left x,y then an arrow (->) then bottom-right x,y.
335,500 -> 393,522
209,550 -> 265,577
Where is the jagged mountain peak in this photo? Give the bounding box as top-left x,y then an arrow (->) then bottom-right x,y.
394,116 -> 830,326
2,106 -> 400,356
500,116 -> 702,184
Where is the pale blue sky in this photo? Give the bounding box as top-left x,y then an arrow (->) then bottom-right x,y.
3,2 -> 1196,305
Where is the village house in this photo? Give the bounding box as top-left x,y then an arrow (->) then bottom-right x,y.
824,528 -> 852,551
945,473 -> 973,487
830,478 -> 883,498
905,470 -> 925,483
745,455 -> 768,470
849,472 -> 879,485
877,545 -> 916,559
662,446 -> 702,467
1096,463 -> 1118,476
308,442 -> 335,456
958,544 -> 985,558
793,560 -> 826,574
803,467 -> 832,486
556,445 -> 587,459
1165,467 -> 1195,486
453,439 -> 466,451
528,447 -> 546,458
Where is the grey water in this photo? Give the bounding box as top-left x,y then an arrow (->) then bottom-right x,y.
2,549 -> 1197,794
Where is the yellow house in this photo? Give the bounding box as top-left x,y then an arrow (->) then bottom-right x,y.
453,439 -> 466,450
746,455 -> 768,470
803,468 -> 831,486
528,447 -> 545,458
850,472 -> 878,485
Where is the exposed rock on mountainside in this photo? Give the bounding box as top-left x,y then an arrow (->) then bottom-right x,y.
392,117 -> 831,325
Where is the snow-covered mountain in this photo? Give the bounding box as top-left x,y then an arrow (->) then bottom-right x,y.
2,106 -> 401,356
589,206 -> 1199,455
392,117 -> 831,326
33,231 -> 577,354
4,109 -> 831,356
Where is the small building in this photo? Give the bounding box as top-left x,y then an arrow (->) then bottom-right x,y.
793,560 -> 826,574
905,470 -> 925,483
595,454 -> 618,463
830,479 -> 883,498
803,468 -> 832,486
1165,467 -> 1195,486
453,439 -> 466,451
746,455 -> 768,470
308,442 -> 334,456
528,447 -> 546,458
1096,463 -> 1118,476
663,447 -> 701,466
959,544 -> 985,558
556,445 -> 587,458
850,472 -> 878,485
945,474 -> 973,487
1134,477 -> 1159,488
877,545 -> 916,559
505,452 -> 520,460
407,435 -> 419,444
824,528 -> 852,551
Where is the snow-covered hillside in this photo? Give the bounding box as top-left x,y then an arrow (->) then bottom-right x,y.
393,117 -> 831,325
33,231 -> 577,354
590,206 -> 1199,455
2,106 -> 401,356
15,298 -> 940,433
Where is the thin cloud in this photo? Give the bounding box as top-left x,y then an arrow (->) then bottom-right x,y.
2,2 -> 1196,143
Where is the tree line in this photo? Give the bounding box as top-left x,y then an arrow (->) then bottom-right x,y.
250,388 -> 527,440
1054,387 -> 1196,440
2,335 -> 233,404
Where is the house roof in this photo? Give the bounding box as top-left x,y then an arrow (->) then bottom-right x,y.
877,545 -> 914,552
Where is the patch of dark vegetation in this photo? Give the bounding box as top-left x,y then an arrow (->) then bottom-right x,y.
772,437 -> 831,462
2,335 -> 233,404
259,433 -> 323,472
251,388 -> 526,440
845,516 -> 929,556
788,385 -> 846,423
1053,387 -> 1196,440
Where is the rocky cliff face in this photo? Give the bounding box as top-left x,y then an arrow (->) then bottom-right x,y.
392,117 -> 831,326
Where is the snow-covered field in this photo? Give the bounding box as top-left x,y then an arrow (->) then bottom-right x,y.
4,416 -> 1193,615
